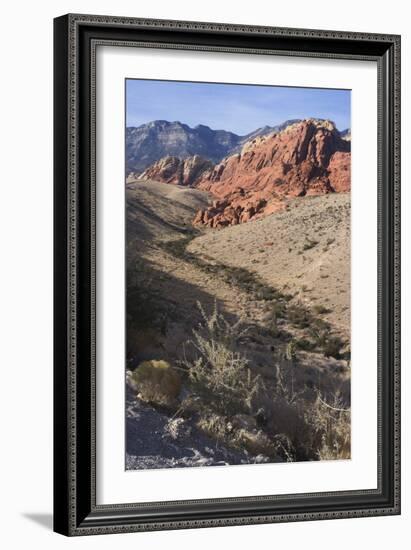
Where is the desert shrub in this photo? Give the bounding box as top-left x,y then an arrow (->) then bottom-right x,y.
266,300 -> 287,338
313,304 -> 331,315
271,301 -> 286,318
286,303 -> 312,328
267,316 -> 280,338
339,344 -> 351,362
252,360 -> 351,461
310,317 -> 330,333
164,417 -> 192,441
197,413 -> 277,458
305,393 -> 351,460
302,239 -> 319,251
275,391 -> 350,461
226,266 -> 269,297
162,237 -> 287,308
322,335 -> 345,359
160,234 -> 197,259
256,287 -> 278,301
180,301 -> 263,416
131,359 -> 182,407
196,414 -> 229,441
308,319 -> 331,348
295,337 -> 316,352
307,318 -> 345,358
271,433 -> 296,462
234,428 -> 276,457
285,340 -> 297,362
261,393 -> 308,460
179,302 -> 351,462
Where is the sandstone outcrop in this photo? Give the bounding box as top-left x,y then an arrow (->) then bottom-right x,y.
133,119 -> 351,228
137,155 -> 213,187
194,119 -> 351,227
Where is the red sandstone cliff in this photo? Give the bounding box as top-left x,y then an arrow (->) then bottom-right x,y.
193,120 -> 350,227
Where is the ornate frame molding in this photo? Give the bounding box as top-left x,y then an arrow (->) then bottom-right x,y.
54,14 -> 401,536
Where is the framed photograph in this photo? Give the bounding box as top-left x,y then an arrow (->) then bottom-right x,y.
53,14 -> 401,536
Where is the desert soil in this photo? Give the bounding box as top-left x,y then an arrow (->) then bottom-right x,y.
188,193 -> 350,336
126,179 -> 351,468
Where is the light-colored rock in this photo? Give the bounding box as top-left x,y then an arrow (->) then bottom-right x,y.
164,417 -> 192,440
138,155 -> 213,186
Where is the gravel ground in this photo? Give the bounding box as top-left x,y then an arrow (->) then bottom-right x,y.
125,389 -> 264,470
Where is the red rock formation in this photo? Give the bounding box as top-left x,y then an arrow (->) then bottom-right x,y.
327,151 -> 351,193
137,155 -> 213,187
194,119 -> 350,227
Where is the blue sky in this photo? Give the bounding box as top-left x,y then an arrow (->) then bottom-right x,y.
126,79 -> 350,135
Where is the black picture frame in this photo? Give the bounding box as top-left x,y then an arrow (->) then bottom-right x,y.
53,13 -> 401,536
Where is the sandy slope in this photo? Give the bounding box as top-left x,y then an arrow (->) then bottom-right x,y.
125,180 -> 351,469
127,180 -> 350,353
188,193 -> 350,335
126,179 -> 212,240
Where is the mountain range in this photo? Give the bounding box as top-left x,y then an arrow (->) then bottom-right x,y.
126,119 -> 306,175
127,118 -> 351,227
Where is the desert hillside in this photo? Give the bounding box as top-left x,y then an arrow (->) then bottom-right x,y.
126,178 -> 211,239
126,179 -> 351,469
189,193 -> 350,335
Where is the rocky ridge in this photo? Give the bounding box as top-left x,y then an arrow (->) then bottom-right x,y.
127,120 -> 243,174
126,119 -> 302,175
136,155 -> 213,187
134,119 -> 351,228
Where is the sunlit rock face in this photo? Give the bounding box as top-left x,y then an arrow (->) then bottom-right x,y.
193,119 -> 351,227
